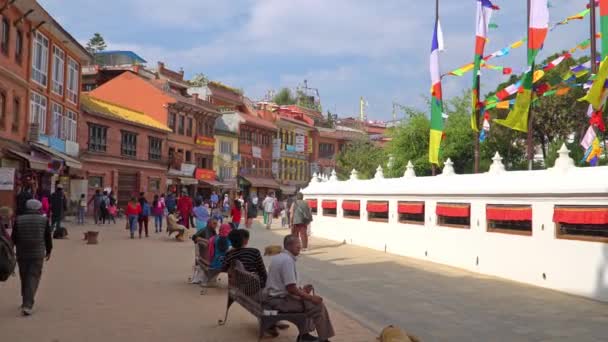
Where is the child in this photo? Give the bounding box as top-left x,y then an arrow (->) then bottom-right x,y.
230,199 -> 242,230
78,194 -> 87,225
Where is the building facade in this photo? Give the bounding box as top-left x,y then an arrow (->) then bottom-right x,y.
79,94 -> 171,206
214,113 -> 239,195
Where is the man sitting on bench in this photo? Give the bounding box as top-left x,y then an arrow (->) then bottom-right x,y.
264,235 -> 335,342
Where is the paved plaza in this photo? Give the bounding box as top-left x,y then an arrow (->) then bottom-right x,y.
2,218 -> 608,341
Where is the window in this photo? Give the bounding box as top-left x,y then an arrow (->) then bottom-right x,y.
31,31 -> 49,86
51,103 -> 63,138
398,201 -> 425,225
197,119 -> 204,135
149,137 -> 162,160
0,91 -> 5,129
554,205 -> 608,243
1,17 -> 9,55
29,92 -> 47,134
121,131 -> 137,157
67,57 -> 79,103
186,117 -> 193,136
148,178 -> 160,192
307,199 -> 318,215
51,46 -> 65,95
219,166 -> 232,180
343,200 -> 361,219
436,203 -> 471,229
168,112 -> 176,132
185,150 -> 191,162
12,97 -> 20,132
486,204 -> 532,236
178,115 -> 185,135
322,200 -> 337,217
88,176 -> 103,188
64,109 -> 77,141
88,124 -> 107,152
15,29 -> 22,63
367,201 -> 388,222
319,143 -> 335,158
220,141 -> 232,154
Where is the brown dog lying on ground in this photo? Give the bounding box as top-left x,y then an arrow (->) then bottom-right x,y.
378,325 -> 420,342
264,245 -> 282,256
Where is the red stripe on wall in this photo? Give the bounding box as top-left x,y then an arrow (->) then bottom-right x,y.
367,202 -> 388,213
436,204 -> 470,218
553,207 -> 608,225
486,206 -> 532,221
307,200 -> 317,209
398,202 -> 424,214
342,201 -> 360,211
322,200 -> 336,209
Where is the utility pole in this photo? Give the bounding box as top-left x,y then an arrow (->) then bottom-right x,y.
526,0 -> 534,170
432,0 -> 439,177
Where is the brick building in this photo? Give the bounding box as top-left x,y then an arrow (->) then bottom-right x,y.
313,125 -> 365,176
89,65 -> 220,198
0,0 -> 91,209
79,94 -> 171,206
81,50 -> 154,92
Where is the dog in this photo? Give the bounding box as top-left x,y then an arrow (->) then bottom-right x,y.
378,325 -> 420,342
263,245 -> 282,256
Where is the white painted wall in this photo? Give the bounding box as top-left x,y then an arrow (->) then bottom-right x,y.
303,151 -> 608,302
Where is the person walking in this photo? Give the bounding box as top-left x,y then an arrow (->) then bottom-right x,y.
151,195 -> 165,233
290,192 -> 313,250
192,199 -> 210,233
49,185 -> 67,235
245,195 -> 258,229
125,197 -> 141,239
88,189 -> 102,225
138,193 -> 150,238
78,194 -> 87,225
177,190 -> 193,229
107,191 -> 117,224
263,193 -> 276,230
210,191 -> 219,209
99,191 -> 111,224
15,178 -> 35,216
222,194 -> 230,215
39,190 -> 50,219
11,199 -> 53,316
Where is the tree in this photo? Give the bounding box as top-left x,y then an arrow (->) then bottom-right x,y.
335,139 -> 386,180
86,33 -> 107,54
272,88 -> 296,105
385,108 -> 432,176
188,73 -> 209,87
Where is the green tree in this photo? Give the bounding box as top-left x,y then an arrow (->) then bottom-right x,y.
385,108 -> 432,176
335,139 -> 386,180
272,88 -> 296,105
188,73 -> 209,87
86,33 -> 107,54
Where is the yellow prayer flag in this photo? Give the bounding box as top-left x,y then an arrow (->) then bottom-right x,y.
533,70 -> 545,83
510,40 -> 524,49
496,101 -> 510,109
429,129 -> 443,164
579,56 -> 608,110
494,89 -> 532,133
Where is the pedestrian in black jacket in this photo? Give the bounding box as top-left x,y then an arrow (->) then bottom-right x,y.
12,199 -> 52,316
49,185 -> 67,235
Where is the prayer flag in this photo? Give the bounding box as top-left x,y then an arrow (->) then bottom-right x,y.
579,57 -> 608,110
429,17 -> 445,165
472,0 -> 497,131
581,125 -> 597,150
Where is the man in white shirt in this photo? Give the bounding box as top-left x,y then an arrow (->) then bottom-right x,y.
264,235 -> 335,342
262,193 -> 276,230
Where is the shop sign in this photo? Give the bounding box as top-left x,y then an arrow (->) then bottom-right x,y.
49,136 -> 66,153
195,168 -> 216,181
252,146 -> 262,159
195,135 -> 215,148
0,167 -> 15,190
285,145 -> 296,152
295,135 -> 306,152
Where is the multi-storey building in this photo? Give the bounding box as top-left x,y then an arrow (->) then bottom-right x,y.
213,114 -> 239,196
81,50 -> 154,92
0,0 -> 91,208
313,125 -> 366,176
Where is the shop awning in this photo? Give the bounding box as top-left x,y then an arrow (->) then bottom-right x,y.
436,203 -> 470,218
31,143 -> 82,169
199,179 -> 228,187
342,200 -> 360,211
280,185 -> 297,194
179,177 -> 199,185
398,202 -> 424,214
307,199 -> 317,208
487,205 -> 532,221
553,206 -> 608,225
367,202 -> 388,213
7,149 -> 49,171
322,200 -> 336,209
241,176 -> 280,189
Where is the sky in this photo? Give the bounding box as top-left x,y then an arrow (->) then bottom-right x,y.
40,0 -> 592,121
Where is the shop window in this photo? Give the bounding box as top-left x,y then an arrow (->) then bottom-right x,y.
398,201 -> 425,225
343,200 -> 360,219
487,204 -> 532,236
322,200 -> 337,217
88,176 -> 103,188
436,203 -> 470,229
554,206 -> 608,243
307,199 -> 318,215
367,201 -> 388,222
148,178 -> 160,192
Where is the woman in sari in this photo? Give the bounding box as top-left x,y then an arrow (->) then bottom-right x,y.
208,224 -> 232,270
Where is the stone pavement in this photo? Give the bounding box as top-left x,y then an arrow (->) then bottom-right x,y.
0,219 -> 375,342
253,222 -> 608,342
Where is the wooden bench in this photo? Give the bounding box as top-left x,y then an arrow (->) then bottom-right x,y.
195,239 -> 221,294
218,260 -> 309,342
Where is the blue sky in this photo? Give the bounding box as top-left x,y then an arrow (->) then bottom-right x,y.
41,0 -> 590,121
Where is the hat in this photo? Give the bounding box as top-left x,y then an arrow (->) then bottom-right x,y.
26,199 -> 42,211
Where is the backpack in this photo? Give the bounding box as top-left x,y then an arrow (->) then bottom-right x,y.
142,202 -> 151,217
0,233 -> 16,281
100,196 -> 108,210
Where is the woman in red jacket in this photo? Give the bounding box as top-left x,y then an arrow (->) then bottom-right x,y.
125,197 -> 141,239
177,190 -> 193,229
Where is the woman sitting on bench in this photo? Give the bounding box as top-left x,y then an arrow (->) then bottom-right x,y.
208,224 -> 231,270
167,209 -> 188,241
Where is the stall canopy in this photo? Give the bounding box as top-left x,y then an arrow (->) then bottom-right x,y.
240,176 -> 280,189
486,205 -> 532,221
436,203 -> 470,217
398,202 -> 424,214
280,185 -> 297,195
342,200 -> 360,211
321,200 -> 337,209
31,143 -> 82,169
7,149 -> 50,171
198,179 -> 227,187
367,202 -> 389,213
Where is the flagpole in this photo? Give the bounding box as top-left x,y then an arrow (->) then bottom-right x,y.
591,0 -> 598,74
474,77 -> 480,173
432,0 -> 439,177
526,0 -> 534,170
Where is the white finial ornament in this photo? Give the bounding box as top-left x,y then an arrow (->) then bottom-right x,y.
311,172 -> 320,183
442,158 -> 455,176
329,169 -> 338,182
350,169 -> 359,180
374,165 -> 384,179
552,143 -> 575,171
489,152 -> 505,174
403,160 -> 416,178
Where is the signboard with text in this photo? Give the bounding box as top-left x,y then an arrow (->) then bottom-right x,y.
195,135 -> 216,148
0,167 -> 15,190
252,146 -> 262,159
195,168 -> 216,181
